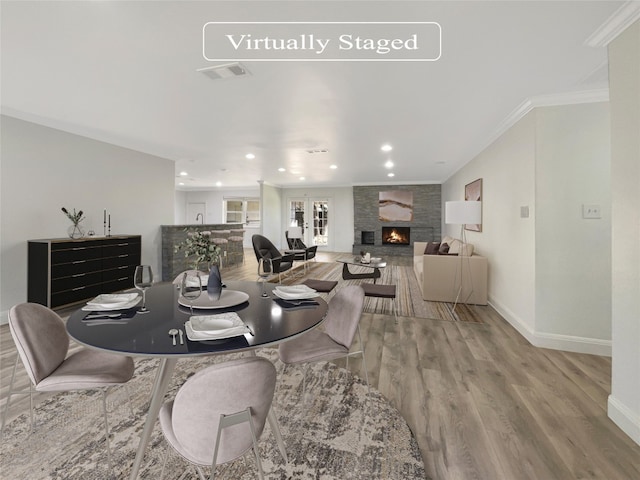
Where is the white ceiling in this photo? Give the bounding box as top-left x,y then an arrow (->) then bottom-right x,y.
1,1 -> 631,189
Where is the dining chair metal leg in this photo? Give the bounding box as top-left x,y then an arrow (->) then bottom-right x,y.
0,355 -> 37,439
356,325 -> 370,391
194,465 -> 207,480
0,355 -> 20,439
267,407 -> 288,464
159,444 -> 170,480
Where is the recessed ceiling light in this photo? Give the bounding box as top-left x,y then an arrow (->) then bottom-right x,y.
215,181 -> 222,187
381,144 -> 392,152
384,160 -> 394,169
178,182 -> 185,186
179,171 -> 188,176
299,176 -> 305,181
278,167 -> 286,172
387,173 -> 395,177
245,153 -> 255,160
330,164 -> 337,169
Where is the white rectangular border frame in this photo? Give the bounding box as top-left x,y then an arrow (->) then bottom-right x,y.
202,21 -> 442,62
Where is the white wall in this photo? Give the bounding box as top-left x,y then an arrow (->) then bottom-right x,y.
175,187 -> 261,247
608,19 -> 640,446
281,186 -> 354,253
535,103 -> 611,342
174,190 -> 187,224
260,183 -> 284,249
443,102 -> 612,355
443,111 -> 537,337
0,116 -> 175,318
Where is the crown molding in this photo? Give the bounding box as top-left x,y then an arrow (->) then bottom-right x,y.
585,1 -> 640,47
481,88 -> 610,157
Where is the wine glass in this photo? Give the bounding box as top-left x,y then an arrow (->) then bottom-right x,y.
181,271 -> 202,314
134,265 -> 153,314
257,257 -> 272,298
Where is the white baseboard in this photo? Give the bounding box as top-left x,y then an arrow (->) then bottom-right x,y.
608,395 -> 640,446
488,297 -> 612,357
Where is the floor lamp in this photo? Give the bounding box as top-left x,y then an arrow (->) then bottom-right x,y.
445,201 -> 482,310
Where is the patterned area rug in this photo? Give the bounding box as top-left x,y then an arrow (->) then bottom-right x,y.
275,261 -> 483,323
0,349 -> 426,479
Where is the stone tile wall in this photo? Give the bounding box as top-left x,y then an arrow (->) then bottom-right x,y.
353,185 -> 441,256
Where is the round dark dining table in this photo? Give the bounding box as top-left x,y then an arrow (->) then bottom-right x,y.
67,280 -> 328,480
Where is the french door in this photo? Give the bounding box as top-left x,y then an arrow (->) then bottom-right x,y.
287,198 -> 330,249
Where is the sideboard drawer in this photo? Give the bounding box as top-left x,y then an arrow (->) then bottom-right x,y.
51,284 -> 104,308
103,254 -> 138,270
51,245 -> 103,264
103,241 -> 141,258
51,271 -> 103,293
51,258 -> 103,278
102,265 -> 135,283
102,277 -> 135,293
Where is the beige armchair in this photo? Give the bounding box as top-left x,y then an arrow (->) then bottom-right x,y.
413,242 -> 488,304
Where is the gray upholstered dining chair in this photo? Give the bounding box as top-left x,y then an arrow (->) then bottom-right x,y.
158,356 -> 280,480
278,285 -> 369,393
0,302 -> 135,469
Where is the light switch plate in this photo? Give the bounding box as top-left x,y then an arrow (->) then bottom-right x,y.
582,204 -> 601,219
520,206 -> 529,218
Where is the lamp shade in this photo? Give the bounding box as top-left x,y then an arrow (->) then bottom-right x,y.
445,201 -> 482,225
288,226 -> 303,239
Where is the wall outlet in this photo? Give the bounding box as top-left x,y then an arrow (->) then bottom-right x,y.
582,204 -> 601,219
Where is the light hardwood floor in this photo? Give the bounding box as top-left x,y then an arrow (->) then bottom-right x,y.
2,251 -> 639,479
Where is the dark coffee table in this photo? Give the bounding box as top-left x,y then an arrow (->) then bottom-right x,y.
337,257 -> 387,283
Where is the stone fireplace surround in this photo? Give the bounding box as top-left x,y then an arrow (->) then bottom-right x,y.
353,185 -> 441,257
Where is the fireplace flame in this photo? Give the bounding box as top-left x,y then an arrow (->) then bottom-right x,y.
382,227 -> 410,245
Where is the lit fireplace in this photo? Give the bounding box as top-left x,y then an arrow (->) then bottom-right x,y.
382,227 -> 410,245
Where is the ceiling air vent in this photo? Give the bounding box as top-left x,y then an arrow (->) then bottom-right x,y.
197,62 -> 251,80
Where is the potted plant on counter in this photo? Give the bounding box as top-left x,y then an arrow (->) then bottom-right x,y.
174,230 -> 223,299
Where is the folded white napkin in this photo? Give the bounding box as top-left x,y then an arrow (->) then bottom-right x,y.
83,293 -> 140,311
185,312 -> 249,341
273,285 -> 317,300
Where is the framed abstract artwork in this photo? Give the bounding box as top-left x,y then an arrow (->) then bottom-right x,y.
464,178 -> 482,232
379,190 -> 413,221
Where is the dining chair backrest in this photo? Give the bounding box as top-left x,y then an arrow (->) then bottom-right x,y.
8,303 -> 70,386
323,285 -> 365,349
170,356 -> 277,465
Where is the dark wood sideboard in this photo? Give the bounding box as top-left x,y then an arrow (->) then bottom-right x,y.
28,235 -> 141,309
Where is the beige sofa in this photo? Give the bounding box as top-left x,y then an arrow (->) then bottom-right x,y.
413,240 -> 488,305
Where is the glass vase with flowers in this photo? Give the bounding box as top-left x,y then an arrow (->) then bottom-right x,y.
61,207 -> 85,239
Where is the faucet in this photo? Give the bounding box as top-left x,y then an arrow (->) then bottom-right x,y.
195,213 -> 203,224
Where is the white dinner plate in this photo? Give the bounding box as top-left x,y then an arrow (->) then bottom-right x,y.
190,312 -> 243,333
178,289 -> 250,310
